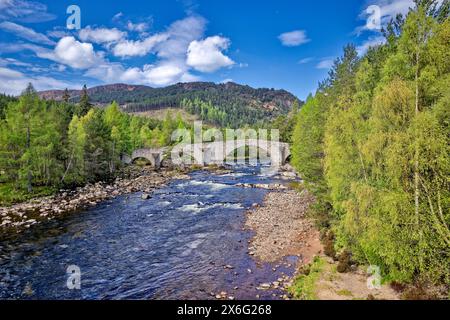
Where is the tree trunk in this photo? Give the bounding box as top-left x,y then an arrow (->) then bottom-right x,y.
61,151 -> 74,184
414,50 -> 420,226
110,142 -> 115,174
26,124 -> 32,193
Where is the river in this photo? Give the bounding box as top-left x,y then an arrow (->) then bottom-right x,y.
0,165 -> 297,300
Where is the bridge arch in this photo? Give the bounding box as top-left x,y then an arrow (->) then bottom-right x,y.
123,141 -> 290,168
121,148 -> 168,168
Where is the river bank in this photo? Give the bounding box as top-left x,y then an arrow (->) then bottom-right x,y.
0,166 -> 193,236
245,190 -> 320,263
0,164 -> 305,300
243,188 -> 401,300
241,188 -> 322,298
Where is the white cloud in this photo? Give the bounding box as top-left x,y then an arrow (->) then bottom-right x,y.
46,28 -> 70,39
377,0 -> 414,17
112,16 -> 207,59
316,58 -> 334,69
79,26 -> 126,44
157,15 -> 207,59
356,0 -> 415,34
1,36 -> 193,87
113,33 -> 169,58
298,57 -> 314,64
53,37 -> 103,69
54,64 -> 66,72
37,36 -> 104,69
85,61 -> 191,87
108,15 -> 222,85
1,14 -> 237,89
186,36 -> 234,72
220,78 -> 233,84
278,30 -> 310,47
141,63 -> 185,86
127,21 -> 150,33
112,12 -> 124,21
0,21 -> 55,45
0,66 -> 22,78
0,57 -> 32,67
356,36 -> 386,55
0,66 -> 76,95
0,0 -> 56,23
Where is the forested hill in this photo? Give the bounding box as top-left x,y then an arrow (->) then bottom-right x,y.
38,82 -> 301,127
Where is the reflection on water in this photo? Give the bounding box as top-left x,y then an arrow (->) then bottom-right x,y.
0,165 -> 297,300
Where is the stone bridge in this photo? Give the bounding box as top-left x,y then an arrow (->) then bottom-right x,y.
121,147 -> 169,168
122,140 -> 291,168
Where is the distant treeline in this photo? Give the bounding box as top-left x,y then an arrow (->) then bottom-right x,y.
66,82 -> 300,128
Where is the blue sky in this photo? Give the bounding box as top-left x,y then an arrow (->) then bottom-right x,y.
0,0 -> 417,99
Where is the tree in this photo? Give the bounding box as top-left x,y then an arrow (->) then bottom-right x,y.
291,1 -> 449,283
76,85 -> 92,117
104,101 -> 129,168
0,84 -> 62,193
63,115 -> 86,185
160,111 -> 175,146
22,84 -> 37,192
81,109 -> 111,182
62,88 -> 70,103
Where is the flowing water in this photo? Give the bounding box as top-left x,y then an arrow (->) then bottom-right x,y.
0,165 -> 297,300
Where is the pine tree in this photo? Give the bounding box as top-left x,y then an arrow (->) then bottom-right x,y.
76,85 -> 92,117
62,88 -> 70,103
19,83 -> 38,193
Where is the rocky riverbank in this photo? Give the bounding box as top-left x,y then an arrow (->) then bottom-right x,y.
238,188 -> 322,300
0,166 -> 191,236
245,189 -> 321,264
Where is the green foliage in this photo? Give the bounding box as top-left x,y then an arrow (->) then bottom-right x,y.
291,3 -> 449,284
0,86 -> 190,202
271,100 -> 300,143
75,85 -> 92,117
289,257 -> 326,300
292,95 -> 329,196
0,183 -> 55,206
181,97 -> 271,128
57,82 -> 299,128
0,94 -> 17,119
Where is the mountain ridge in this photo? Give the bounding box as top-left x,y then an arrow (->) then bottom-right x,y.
38,82 -> 301,127
38,82 -> 298,107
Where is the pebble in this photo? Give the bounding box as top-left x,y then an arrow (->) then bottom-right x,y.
260,283 -> 271,289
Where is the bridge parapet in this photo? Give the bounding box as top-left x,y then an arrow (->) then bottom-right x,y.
123,141 -> 290,168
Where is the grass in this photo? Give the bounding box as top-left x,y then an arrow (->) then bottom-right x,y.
288,181 -> 305,192
336,289 -> 353,297
289,256 -> 326,300
0,182 -> 55,206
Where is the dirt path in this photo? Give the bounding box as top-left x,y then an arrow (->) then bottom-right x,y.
313,257 -> 400,300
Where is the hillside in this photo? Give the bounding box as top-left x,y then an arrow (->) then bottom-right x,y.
38,82 -> 301,127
